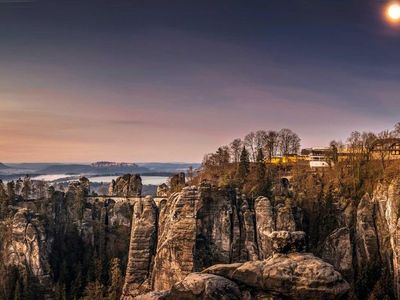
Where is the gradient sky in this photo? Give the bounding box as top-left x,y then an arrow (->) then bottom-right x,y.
1,0 -> 400,162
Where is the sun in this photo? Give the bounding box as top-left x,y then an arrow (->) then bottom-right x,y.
386,2 -> 400,23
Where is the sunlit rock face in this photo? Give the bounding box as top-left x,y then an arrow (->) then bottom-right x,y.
122,184 -> 312,298
110,174 -> 143,197
372,178 -> 400,300
122,196 -> 158,299
2,208 -> 53,297
156,183 -> 169,197
150,185 -> 262,291
202,253 -> 350,299
151,187 -> 198,291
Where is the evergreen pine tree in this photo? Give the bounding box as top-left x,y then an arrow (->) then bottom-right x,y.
238,146 -> 250,181
256,148 -> 265,182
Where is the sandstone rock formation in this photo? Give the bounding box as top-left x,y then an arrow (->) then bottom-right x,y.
1,208 -> 53,297
321,227 -> 353,280
169,172 -> 186,192
123,184 -> 323,299
122,196 -> 158,299
152,187 -> 199,291
254,196 -> 275,259
371,178 -> 400,299
168,273 -> 241,300
203,253 -> 350,299
156,183 -> 169,197
110,174 -> 143,197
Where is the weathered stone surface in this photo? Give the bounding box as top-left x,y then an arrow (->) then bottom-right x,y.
204,253 -> 350,299
152,187 -> 199,291
195,186 -> 239,267
268,230 -> 306,254
125,185 -> 309,297
122,196 -> 158,299
372,178 -> 400,299
170,172 -> 186,192
254,197 -> 275,259
156,183 -> 169,197
240,199 -> 259,261
167,273 -> 242,300
108,201 -> 132,228
111,174 -> 143,197
321,227 -> 353,280
275,202 -> 296,231
201,263 -> 243,278
2,208 -> 53,297
355,194 -> 379,271
133,291 -> 169,300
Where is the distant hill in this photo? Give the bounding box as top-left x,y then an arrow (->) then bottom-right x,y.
40,163 -> 151,175
0,163 -> 10,170
0,162 -> 200,181
136,162 -> 200,173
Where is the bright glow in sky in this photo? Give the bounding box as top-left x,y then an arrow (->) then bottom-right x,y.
387,3 -> 400,22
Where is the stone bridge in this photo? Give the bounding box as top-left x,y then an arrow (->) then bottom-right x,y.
86,195 -> 167,207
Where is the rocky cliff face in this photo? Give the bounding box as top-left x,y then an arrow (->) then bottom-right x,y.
1,208 -> 53,298
121,176 -> 400,299
0,174 -> 136,299
122,183 -> 351,299
4,172 -> 400,299
370,178 -> 400,299
122,196 -> 158,298
110,174 -> 143,197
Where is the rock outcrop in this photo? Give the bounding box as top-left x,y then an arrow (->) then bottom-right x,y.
168,273 -> 241,300
110,174 -> 143,197
152,187 -> 199,291
156,183 -> 169,197
122,196 -> 158,299
203,253 -> 350,299
254,196 -> 275,259
321,227 -> 353,280
123,184 -> 331,299
1,208 -> 53,297
136,252 -> 349,300
371,178 -> 400,299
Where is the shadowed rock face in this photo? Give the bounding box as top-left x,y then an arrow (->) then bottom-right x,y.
356,194 -> 379,271
254,196 -> 275,259
321,227 -> 353,281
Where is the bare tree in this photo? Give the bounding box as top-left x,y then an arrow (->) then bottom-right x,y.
255,130 -> 268,150
376,130 -> 393,169
278,128 -> 301,156
361,131 -> 377,161
230,138 -> 242,163
265,130 -> 279,161
393,122 -> 400,138
244,132 -> 257,162
347,131 -> 362,154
